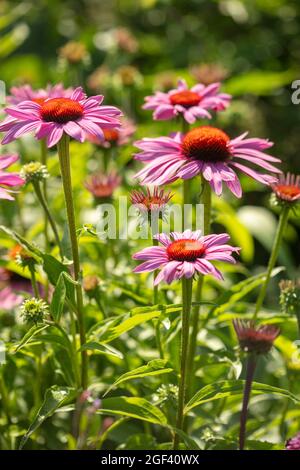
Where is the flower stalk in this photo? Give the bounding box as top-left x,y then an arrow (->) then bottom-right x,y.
239,355 -> 257,450
186,176 -> 212,396
173,276 -> 193,450
32,180 -> 64,260
57,133 -> 88,390
253,205 -> 290,320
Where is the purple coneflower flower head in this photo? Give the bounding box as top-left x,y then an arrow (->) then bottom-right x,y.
143,79 -> 231,123
271,173 -> 300,205
7,83 -> 73,105
85,171 -> 121,201
86,118 -> 136,148
286,432 -> 300,450
130,186 -> 173,216
0,87 -> 122,148
0,154 -> 25,200
134,126 -> 281,197
133,230 -> 240,285
233,320 -> 280,355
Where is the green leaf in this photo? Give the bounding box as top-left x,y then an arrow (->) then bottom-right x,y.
50,273 -> 66,322
12,324 -> 49,353
80,341 -> 123,359
225,69 -> 298,96
42,254 -> 75,306
19,386 -> 76,449
214,197 -> 254,263
0,225 -> 42,259
97,396 -> 167,425
103,359 -> 173,396
209,268 -> 284,317
185,380 -> 300,414
97,311 -> 161,343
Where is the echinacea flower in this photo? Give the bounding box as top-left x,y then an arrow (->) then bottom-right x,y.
130,186 -> 173,215
0,87 -> 122,148
134,126 -> 281,197
20,297 -> 49,325
86,118 -> 136,148
85,170 -> 121,201
271,173 -> 300,205
0,154 -> 24,200
143,79 -> 231,123
233,319 -> 280,355
0,267 -> 34,310
286,432 -> 300,450
7,83 -> 73,105
133,230 -> 239,285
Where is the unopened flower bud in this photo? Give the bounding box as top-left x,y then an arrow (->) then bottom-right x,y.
20,297 -> 49,325
20,162 -> 49,184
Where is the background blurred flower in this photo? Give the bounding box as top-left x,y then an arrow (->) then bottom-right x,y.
58,41 -> 89,65
85,170 -> 121,201
115,27 -> 139,53
133,230 -> 239,285
0,154 -> 24,200
134,126 -> 281,197
190,63 -> 229,86
7,83 -> 73,105
143,79 -> 231,123
0,87 -> 122,148
86,118 -> 136,148
271,173 -> 300,205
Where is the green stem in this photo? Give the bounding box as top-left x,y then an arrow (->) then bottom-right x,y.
186,176 -> 212,398
173,277 -> 193,450
239,355 -> 257,450
29,266 -> 39,298
152,235 -> 164,359
0,373 -> 11,424
32,181 -> 64,260
253,205 -> 290,321
57,134 -> 88,390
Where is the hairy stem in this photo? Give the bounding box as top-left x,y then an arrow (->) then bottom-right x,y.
173,276 -> 193,449
57,134 -> 88,390
32,181 -> 64,260
239,355 -> 257,450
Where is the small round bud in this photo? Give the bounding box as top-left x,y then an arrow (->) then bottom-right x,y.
20,297 -> 49,325
83,275 -> 99,294
20,162 -> 49,184
279,280 -> 300,317
59,41 -> 88,65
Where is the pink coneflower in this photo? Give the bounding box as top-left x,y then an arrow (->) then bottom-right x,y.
0,154 -> 24,200
130,187 -> 173,214
86,118 -> 136,148
143,79 -> 231,123
233,319 -> 280,354
133,230 -> 239,285
134,126 -> 281,197
271,173 -> 300,204
0,87 -> 122,148
286,432 -> 300,450
7,83 -> 73,105
85,171 -> 121,200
